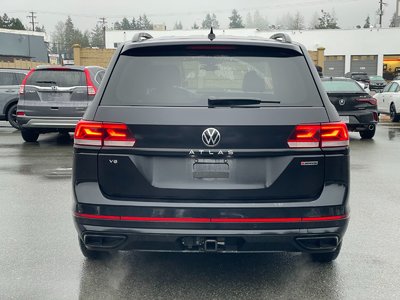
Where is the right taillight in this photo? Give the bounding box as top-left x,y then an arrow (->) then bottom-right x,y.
356,98 -> 377,106
288,122 -> 349,149
74,120 -> 136,147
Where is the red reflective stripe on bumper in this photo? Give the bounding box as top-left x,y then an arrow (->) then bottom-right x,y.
74,213 -> 348,223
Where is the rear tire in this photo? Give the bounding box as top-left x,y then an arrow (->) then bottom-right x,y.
6,103 -> 20,130
359,127 -> 376,139
79,238 -> 109,260
21,129 -> 39,142
390,103 -> 400,122
310,243 -> 342,263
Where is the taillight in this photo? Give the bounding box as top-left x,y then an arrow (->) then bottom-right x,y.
288,122 -> 349,149
74,121 -> 136,147
19,69 -> 35,95
84,69 -> 97,96
16,111 -> 25,116
356,98 -> 377,106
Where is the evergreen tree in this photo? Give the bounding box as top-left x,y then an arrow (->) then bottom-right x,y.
91,24 -> 104,48
121,17 -> 131,30
131,17 -> 137,30
35,25 -> 46,32
142,14 -> 153,30
289,11 -> 305,30
253,11 -> 268,30
192,22 -> 199,29
389,12 -> 400,27
174,21 -> 183,30
113,21 -> 122,30
315,10 -> 340,29
363,16 -> 371,28
229,9 -> 244,28
202,13 -> 219,29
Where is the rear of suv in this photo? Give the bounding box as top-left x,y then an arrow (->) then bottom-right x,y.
73,33 -> 350,263
17,65 -> 105,142
0,68 -> 27,129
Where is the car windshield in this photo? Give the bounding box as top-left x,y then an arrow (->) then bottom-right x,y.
101,47 -> 322,107
322,80 -> 365,93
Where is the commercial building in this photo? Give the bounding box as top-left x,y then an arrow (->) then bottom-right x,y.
0,28 -> 48,63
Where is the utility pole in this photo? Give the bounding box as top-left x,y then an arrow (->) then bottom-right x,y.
378,0 -> 387,28
98,17 -> 107,48
27,11 -> 38,31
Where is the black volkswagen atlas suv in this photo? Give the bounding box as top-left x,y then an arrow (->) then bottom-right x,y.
73,32 -> 350,263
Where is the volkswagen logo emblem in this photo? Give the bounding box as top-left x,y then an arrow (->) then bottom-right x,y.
202,128 -> 221,147
339,99 -> 346,106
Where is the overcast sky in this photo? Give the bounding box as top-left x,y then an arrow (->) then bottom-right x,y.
3,0 -> 399,34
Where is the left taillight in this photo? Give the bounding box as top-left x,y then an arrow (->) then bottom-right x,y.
19,69 -> 35,95
288,122 -> 349,149
84,69 -> 97,96
74,121 -> 136,147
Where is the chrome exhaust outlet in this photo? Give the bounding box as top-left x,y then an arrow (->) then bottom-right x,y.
368,124 -> 375,131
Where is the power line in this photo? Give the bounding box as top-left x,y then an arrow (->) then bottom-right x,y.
98,17 -> 107,48
26,11 -> 38,31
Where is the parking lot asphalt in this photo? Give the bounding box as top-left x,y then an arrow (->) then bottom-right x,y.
0,121 -> 400,300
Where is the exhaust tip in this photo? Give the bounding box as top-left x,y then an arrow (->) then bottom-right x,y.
296,236 -> 339,251
368,124 -> 375,131
83,234 -> 126,249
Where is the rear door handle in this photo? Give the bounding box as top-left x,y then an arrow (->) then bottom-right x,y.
5,90 -> 15,93
50,107 -> 59,110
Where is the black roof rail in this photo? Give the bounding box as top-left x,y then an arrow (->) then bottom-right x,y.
269,33 -> 292,43
132,32 -> 153,42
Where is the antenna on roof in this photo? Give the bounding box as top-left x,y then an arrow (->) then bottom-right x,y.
208,27 -> 215,41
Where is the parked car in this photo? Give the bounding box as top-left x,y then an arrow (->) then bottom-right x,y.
0,68 -> 28,129
345,72 -> 370,89
374,80 -> 400,122
368,75 -> 387,91
17,65 -> 105,142
73,32 -> 350,263
321,77 -> 378,139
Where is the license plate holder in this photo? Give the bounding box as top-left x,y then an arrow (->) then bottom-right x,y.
193,159 -> 229,179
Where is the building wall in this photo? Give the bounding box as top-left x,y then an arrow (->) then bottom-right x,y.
0,59 -> 48,70
0,29 -> 48,62
106,28 -> 400,76
73,45 -> 115,68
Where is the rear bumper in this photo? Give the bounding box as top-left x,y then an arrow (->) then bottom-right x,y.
17,116 -> 81,129
75,222 -> 348,253
73,181 -> 349,253
339,110 -> 377,131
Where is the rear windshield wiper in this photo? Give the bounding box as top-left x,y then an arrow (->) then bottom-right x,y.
208,97 -> 280,107
35,80 -> 57,85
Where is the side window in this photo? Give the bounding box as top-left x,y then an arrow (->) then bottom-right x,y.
389,83 -> 398,93
94,70 -> 105,86
0,72 -> 16,86
383,83 -> 392,93
15,73 -> 27,84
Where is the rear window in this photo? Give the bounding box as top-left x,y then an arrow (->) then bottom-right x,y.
351,74 -> 369,81
369,75 -> 384,81
322,80 -> 365,93
101,45 -> 322,107
26,70 -> 86,87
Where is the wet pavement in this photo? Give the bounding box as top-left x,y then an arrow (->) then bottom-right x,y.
0,121 -> 400,299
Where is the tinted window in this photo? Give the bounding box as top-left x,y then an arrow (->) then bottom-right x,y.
0,72 -> 16,85
26,70 -> 86,87
322,80 -> 365,93
94,70 -> 105,85
15,73 -> 27,84
383,83 -> 392,93
101,48 -> 322,107
389,83 -> 399,92
351,74 -> 369,81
